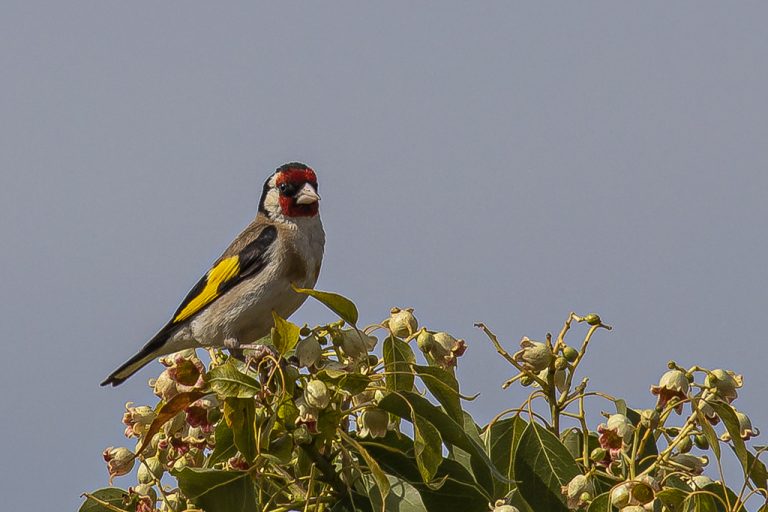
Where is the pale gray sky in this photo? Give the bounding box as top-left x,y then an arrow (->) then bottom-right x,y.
1,2 -> 767,510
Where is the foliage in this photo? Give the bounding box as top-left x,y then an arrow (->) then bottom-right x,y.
84,292 -> 768,512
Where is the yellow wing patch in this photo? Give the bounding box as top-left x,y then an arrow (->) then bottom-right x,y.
173,256 -> 240,323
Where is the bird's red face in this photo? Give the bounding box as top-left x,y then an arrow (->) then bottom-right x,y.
258,163 -> 321,219
270,164 -> 320,218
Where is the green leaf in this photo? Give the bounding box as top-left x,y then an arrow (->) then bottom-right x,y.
413,365 -> 462,423
315,368 -> 371,395
746,449 -> 768,494
657,487 -> 688,511
360,433 -> 490,511
136,391 -> 205,456
271,311 -> 301,356
708,399 -> 749,474
206,360 -> 261,398
701,481 -> 746,512
79,488 -> 132,512
343,432 -> 391,509
413,412 -> 443,482
384,337 -> 415,393
682,493 -> 718,512
513,421 -> 580,512
365,474 -> 427,512
207,420 -> 237,467
483,415 -> 527,496
174,467 -> 257,512
698,408 -> 721,460
377,391 -> 504,488
223,397 -> 257,463
586,492 -> 613,512
291,285 -> 359,325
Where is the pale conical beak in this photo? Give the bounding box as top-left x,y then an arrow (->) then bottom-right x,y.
295,183 -> 320,205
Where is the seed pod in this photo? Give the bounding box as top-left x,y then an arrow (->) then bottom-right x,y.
562,346 -> 578,362
304,380 -> 331,409
416,329 -> 435,353
677,435 -> 693,453
583,313 -> 601,326
694,433 -> 709,450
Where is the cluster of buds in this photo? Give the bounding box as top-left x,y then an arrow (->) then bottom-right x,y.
609,475 -> 660,511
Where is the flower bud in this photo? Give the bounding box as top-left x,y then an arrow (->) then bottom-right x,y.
416,329 -> 435,353
513,337 -> 553,372
293,424 -> 312,445
630,481 -> 655,505
388,307 -> 418,338
490,500 -> 520,512
694,433 -> 709,450
705,369 -> 743,403
561,474 -> 595,510
677,435 -> 693,454
610,483 -> 630,508
103,446 -> 135,483
137,456 -> 163,484
304,380 -> 331,410
583,313 -> 601,326
590,447 -> 608,463
296,335 -> 323,368
359,408 -> 389,439
562,346 -> 578,363
554,356 -> 569,371
520,374 -> 534,387
159,492 -> 184,512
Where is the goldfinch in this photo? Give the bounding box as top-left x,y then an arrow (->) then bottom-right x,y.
102,163 -> 325,386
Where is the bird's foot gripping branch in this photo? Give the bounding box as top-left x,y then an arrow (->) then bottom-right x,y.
85,292 -> 767,512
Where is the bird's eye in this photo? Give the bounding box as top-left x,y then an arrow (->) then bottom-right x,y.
278,183 -> 289,193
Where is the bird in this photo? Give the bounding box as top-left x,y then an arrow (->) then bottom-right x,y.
101,162 -> 325,386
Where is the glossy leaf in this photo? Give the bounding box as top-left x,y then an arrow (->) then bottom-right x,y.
586,492 -> 613,512
513,421 -> 580,512
206,360 -> 260,398
708,399 -> 749,474
174,468 -> 257,512
384,336 -> 415,393
291,285 -> 359,325
483,415 -> 527,496
79,488 -> 131,512
271,311 -> 301,356
365,474 -> 427,512
223,397 -> 257,463
413,365 -> 462,423
378,391 -> 503,485
207,420 -> 237,467
360,433 -> 490,511
657,487 -> 688,511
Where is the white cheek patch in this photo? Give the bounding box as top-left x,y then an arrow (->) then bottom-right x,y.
263,188 -> 282,216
